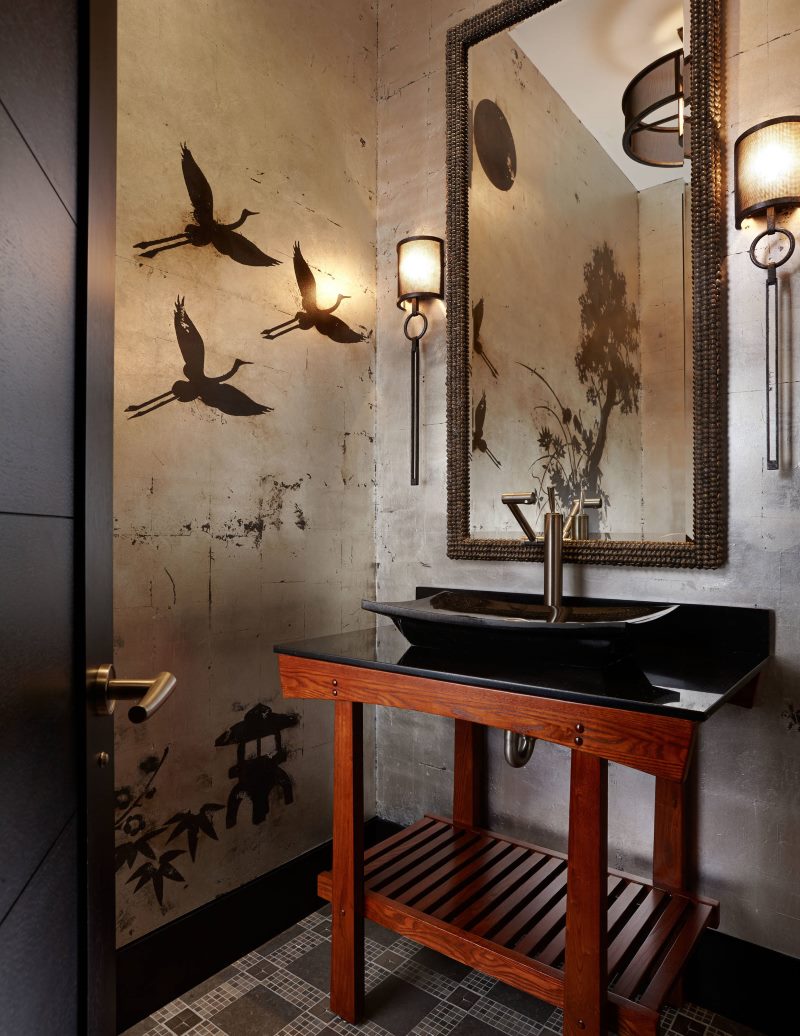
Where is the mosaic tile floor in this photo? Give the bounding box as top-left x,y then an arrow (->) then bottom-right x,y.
122,908 -> 765,1036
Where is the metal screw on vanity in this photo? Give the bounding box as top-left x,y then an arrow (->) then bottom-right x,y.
575,723 -> 585,733
574,736 -> 584,746
96,751 -> 110,767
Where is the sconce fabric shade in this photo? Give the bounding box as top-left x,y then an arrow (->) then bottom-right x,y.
622,49 -> 690,168
735,116 -> 800,227
397,236 -> 444,305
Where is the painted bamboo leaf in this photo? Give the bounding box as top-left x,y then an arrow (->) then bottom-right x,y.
165,803 -> 224,861
126,849 -> 186,907
115,827 -> 168,872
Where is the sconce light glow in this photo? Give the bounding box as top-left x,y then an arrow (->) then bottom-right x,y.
397,236 -> 445,306
734,115 -> 800,473
735,116 -> 800,228
396,235 -> 445,485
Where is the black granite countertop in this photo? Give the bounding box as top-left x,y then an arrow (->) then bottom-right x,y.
275,588 -> 771,722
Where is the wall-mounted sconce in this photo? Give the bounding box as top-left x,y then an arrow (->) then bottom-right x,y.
622,33 -> 691,168
397,235 -> 444,485
735,116 -> 800,470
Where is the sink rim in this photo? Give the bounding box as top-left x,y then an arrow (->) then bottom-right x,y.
362,591 -> 678,632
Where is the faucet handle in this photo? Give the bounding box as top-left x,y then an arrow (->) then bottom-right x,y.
547,486 -> 557,514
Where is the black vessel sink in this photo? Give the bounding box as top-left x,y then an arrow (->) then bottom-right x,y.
362,590 -> 677,664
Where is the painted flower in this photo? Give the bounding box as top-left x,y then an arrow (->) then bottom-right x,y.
123,813 -> 146,836
115,787 -> 133,811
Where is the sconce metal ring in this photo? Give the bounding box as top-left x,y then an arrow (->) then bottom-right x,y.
403,310 -> 429,341
748,227 -> 796,271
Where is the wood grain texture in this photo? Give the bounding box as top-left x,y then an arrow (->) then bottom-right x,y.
330,702 -> 364,1023
564,752 -> 608,1036
653,778 -> 687,892
278,655 -> 697,780
453,720 -> 485,826
317,815 -> 717,1023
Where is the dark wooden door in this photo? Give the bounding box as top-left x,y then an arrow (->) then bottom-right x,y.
0,1 -> 116,1033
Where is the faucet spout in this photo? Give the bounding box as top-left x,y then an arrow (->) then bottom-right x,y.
543,496 -> 563,608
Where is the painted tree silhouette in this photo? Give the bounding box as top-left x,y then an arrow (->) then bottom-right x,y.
575,243 -> 640,497
521,242 -> 641,518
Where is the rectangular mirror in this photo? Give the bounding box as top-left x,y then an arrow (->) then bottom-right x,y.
446,0 -> 724,568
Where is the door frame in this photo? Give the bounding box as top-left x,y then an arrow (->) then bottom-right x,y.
76,0 -> 117,1032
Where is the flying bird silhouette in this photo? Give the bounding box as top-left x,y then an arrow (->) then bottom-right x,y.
261,242 -> 365,344
125,297 -> 274,420
472,298 -> 499,379
133,145 -> 281,267
472,390 -> 501,467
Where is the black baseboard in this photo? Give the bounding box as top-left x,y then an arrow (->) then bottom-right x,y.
116,817 -> 401,1033
685,928 -> 796,1036
118,818 -> 796,1035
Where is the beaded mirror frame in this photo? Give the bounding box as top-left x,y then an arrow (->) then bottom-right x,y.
445,0 -> 725,568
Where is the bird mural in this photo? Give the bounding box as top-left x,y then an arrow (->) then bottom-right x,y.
472,298 -> 499,379
472,390 -> 501,467
261,242 -> 365,344
133,144 -> 281,267
125,297 -> 274,419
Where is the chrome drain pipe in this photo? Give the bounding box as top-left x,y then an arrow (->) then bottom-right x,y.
504,730 -> 536,767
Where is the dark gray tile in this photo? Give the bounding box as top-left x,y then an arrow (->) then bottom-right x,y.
483,980 -> 556,1023
285,941 -> 331,991
449,1015 -> 508,1036
366,918 -> 401,946
667,1016 -> 707,1036
447,987 -> 481,1010
213,985 -> 301,1036
183,964 -> 239,1003
374,948 -> 408,971
412,946 -> 470,981
309,999 -> 338,1024
364,975 -> 439,1035
707,1015 -> 766,1036
246,959 -> 279,982
165,1007 -> 201,1034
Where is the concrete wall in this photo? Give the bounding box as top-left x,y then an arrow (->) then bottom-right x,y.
469,31 -> 643,538
375,0 -> 800,958
114,0 -> 378,945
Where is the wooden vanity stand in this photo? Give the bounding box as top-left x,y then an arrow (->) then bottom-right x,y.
277,652 -> 721,1036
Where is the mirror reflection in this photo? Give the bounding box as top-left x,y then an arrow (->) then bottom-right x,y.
468,0 -> 693,543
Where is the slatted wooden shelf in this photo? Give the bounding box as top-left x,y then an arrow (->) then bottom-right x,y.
318,816 -> 718,1033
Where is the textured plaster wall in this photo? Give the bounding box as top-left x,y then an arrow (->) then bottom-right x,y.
469,30 -> 642,538
375,0 -> 800,957
113,0 -> 378,945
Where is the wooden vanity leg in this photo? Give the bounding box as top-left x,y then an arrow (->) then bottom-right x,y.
453,720 -> 485,827
564,751 -> 608,1036
653,777 -> 687,892
330,701 -> 364,1023
653,775 -> 689,1006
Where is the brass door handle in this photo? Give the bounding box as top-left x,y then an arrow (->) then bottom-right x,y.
89,664 -> 177,722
